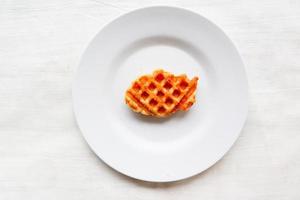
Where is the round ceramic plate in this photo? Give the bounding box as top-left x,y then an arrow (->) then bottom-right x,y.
73,6 -> 248,182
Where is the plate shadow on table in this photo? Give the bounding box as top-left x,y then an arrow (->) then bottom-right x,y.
101,154 -> 223,188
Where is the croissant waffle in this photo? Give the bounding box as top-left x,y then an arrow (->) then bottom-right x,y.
125,69 -> 199,117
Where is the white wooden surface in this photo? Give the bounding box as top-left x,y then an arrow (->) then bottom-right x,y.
0,0 -> 299,199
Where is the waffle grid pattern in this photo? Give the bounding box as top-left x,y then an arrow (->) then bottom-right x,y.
125,70 -> 198,117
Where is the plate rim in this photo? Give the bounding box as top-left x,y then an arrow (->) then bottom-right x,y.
72,6 -> 249,182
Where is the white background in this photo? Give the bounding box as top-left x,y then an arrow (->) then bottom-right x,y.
0,0 -> 299,199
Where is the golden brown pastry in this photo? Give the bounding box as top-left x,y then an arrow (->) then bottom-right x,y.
125,69 -> 199,117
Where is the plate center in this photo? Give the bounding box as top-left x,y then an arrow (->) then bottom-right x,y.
105,36 -> 217,150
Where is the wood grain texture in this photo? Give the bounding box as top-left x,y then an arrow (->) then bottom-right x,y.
0,0 -> 299,199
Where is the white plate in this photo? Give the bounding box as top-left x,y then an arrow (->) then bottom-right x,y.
73,6 -> 248,182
